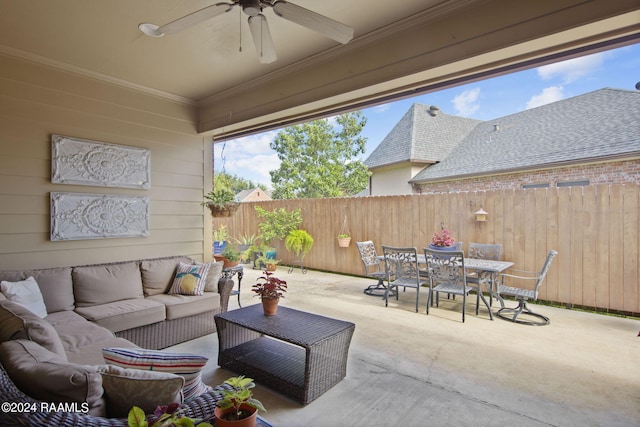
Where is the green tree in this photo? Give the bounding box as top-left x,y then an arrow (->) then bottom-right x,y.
214,171 -> 267,194
269,111 -> 370,199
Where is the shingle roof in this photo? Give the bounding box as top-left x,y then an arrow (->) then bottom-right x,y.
364,103 -> 481,168
410,88 -> 640,183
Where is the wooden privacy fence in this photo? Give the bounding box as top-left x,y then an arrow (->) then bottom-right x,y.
217,184 -> 639,315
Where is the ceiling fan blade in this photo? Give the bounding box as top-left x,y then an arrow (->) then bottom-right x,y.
139,2 -> 234,37
272,1 -> 353,44
248,14 -> 277,64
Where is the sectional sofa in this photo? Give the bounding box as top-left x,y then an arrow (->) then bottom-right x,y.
0,255 -> 235,425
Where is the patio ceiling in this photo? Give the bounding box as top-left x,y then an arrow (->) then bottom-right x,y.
0,0 -> 638,138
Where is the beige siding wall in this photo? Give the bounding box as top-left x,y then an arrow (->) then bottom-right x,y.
0,54 -> 212,270
370,165 -> 417,195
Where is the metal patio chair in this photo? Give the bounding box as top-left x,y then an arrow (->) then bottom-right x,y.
424,248 -> 477,322
496,250 -> 558,325
357,241 -> 394,297
382,246 -> 428,313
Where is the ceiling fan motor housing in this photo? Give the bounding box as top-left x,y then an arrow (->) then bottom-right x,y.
241,0 -> 263,17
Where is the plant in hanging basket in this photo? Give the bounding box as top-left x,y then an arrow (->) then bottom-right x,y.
204,189 -> 239,217
337,233 -> 351,247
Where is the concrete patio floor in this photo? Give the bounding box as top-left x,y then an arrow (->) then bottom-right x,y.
169,266 -> 640,427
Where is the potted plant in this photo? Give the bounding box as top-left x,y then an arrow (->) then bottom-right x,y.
255,255 -> 280,272
217,245 -> 241,269
213,224 -> 229,255
337,233 -> 351,248
255,206 -> 302,260
234,233 -> 257,263
204,189 -> 239,217
429,227 -> 456,251
285,229 -> 314,260
214,376 -> 266,427
128,403 -> 213,427
252,270 -> 287,315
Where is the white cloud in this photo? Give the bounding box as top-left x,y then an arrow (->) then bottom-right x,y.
213,131 -> 279,187
374,104 -> 390,113
536,52 -> 604,83
526,86 -> 565,109
452,87 -> 480,116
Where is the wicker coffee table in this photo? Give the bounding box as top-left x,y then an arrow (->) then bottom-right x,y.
214,304 -> 355,405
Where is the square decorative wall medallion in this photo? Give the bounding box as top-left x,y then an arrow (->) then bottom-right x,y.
51,135 -> 150,189
51,192 -> 149,241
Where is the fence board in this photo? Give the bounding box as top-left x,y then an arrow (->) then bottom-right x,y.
221,184 -> 640,314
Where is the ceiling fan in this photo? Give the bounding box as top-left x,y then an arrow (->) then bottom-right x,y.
138,0 -> 354,64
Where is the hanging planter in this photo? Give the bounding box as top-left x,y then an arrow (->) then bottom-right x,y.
337,207 -> 351,248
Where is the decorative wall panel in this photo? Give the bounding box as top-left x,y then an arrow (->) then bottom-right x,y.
51,192 -> 149,241
52,135 -> 150,189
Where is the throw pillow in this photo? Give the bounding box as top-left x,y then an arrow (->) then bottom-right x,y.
97,364 -> 184,418
0,339 -> 105,417
168,262 -> 210,296
102,347 -> 212,400
1,276 -> 48,318
0,299 -> 67,359
204,261 -> 224,292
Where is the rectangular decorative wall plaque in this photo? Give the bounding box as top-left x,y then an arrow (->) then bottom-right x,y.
52,134 -> 150,189
51,192 -> 149,241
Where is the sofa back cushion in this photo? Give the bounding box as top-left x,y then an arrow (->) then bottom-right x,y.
0,268 -> 75,313
0,299 -> 67,359
27,267 -> 75,312
73,262 -> 143,307
140,256 -> 193,296
0,339 -> 106,417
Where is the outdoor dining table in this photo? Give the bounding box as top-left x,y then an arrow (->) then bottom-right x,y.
380,253 -> 514,316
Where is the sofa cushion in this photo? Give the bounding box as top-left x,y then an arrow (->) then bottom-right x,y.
102,347 -> 212,400
0,339 -> 106,417
204,261 -> 224,292
168,262 -> 210,296
72,261 -> 143,307
97,364 -> 183,418
46,311 -> 117,350
147,292 -> 220,320
140,256 -> 194,296
1,276 -> 48,318
67,338 -> 139,366
74,298 -> 166,333
27,267 -> 75,312
0,299 -> 66,359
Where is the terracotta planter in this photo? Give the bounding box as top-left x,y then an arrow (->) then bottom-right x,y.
266,263 -> 278,272
338,237 -> 351,247
261,297 -> 279,316
214,404 -> 258,427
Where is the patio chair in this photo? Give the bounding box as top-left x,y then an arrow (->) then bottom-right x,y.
496,250 -> 558,326
382,246 -> 428,313
424,248 -> 475,322
466,243 -> 502,308
357,241 -> 394,297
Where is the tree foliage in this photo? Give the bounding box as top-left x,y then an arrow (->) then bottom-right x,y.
214,171 -> 267,194
269,111 -> 370,199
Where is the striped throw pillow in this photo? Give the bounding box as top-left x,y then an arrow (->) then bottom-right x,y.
102,347 -> 212,400
168,262 -> 210,296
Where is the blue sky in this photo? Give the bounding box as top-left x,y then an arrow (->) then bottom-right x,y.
214,42 -> 640,188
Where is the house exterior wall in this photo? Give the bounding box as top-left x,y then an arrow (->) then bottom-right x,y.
0,54 -> 212,270
370,165 -> 425,196
413,159 -> 640,194
241,189 -> 271,202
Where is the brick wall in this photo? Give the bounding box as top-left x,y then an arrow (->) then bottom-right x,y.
414,159 -> 640,194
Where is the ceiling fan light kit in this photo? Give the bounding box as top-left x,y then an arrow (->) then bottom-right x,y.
138,0 -> 354,63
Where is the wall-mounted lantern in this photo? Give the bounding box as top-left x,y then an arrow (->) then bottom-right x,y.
475,208 -> 488,222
